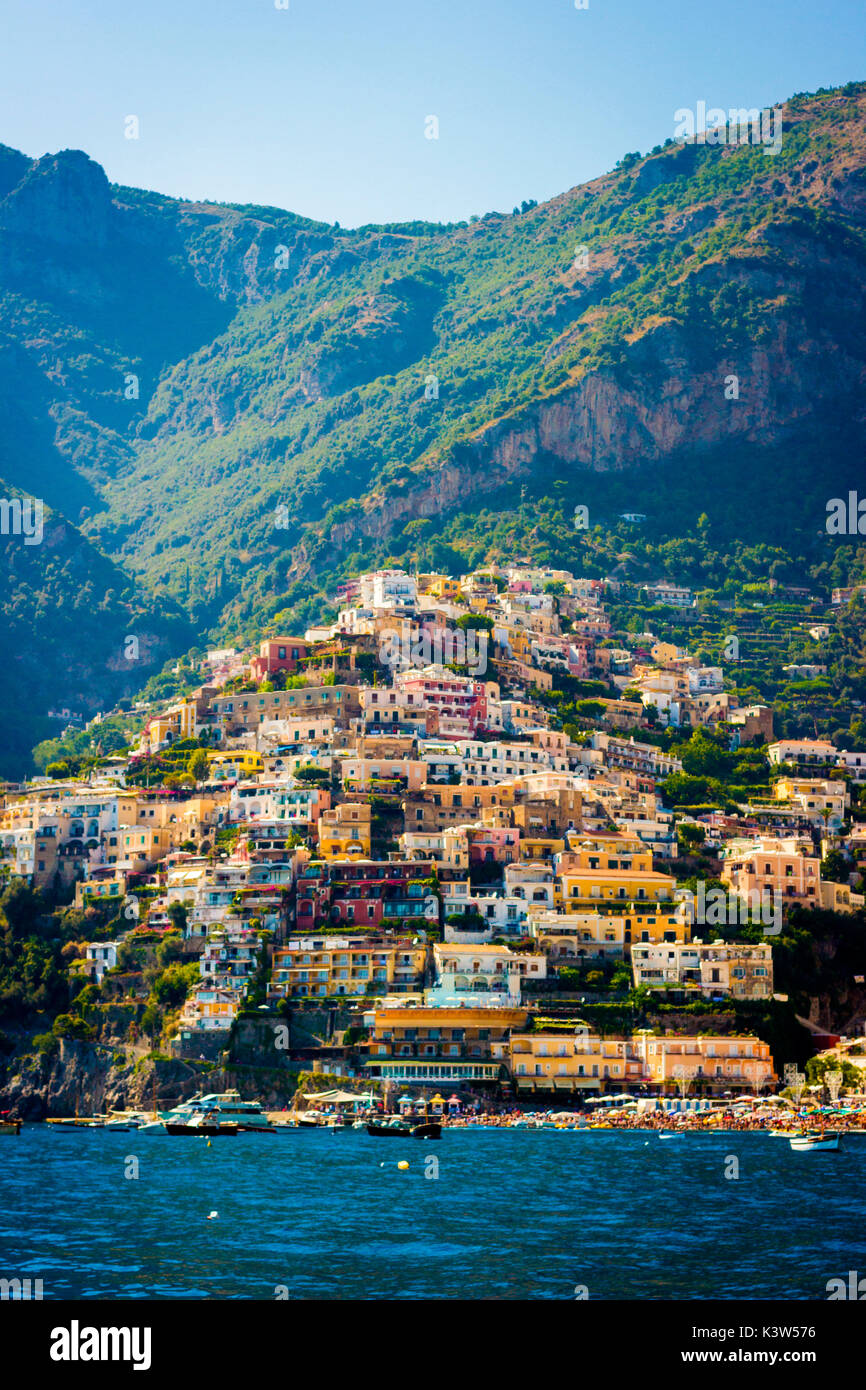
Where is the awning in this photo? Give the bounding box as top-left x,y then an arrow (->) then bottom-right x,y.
553,1077 -> 575,1090
516,1079 -> 535,1090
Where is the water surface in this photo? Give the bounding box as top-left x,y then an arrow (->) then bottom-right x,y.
1,1126 -> 862,1299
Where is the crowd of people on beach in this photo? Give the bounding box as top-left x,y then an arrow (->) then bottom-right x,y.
437,1107 -> 866,1131
292,1101 -> 866,1132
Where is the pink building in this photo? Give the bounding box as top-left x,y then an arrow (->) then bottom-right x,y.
467,826 -> 520,865
396,669 -> 488,735
249,638 -> 308,684
721,836 -> 821,907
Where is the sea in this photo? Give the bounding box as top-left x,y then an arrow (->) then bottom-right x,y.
1,1125 -> 864,1300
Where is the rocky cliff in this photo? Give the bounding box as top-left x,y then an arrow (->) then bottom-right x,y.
3,83 -> 866,769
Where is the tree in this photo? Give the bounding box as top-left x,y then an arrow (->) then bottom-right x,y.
680,729 -> 734,779
805,1055 -> 860,1090
152,962 -> 198,1007
821,849 -> 850,885
167,901 -> 188,935
187,748 -> 210,783
52,1013 -> 96,1042
294,764 -> 330,786
456,613 -> 494,633
678,823 -> 706,851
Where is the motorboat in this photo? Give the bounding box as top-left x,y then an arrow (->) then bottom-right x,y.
166,1113 -> 238,1136
156,1091 -> 275,1134
366,1119 -> 441,1139
789,1131 -> 841,1152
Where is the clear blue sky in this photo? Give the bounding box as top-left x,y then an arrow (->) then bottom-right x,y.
1,0 -> 864,227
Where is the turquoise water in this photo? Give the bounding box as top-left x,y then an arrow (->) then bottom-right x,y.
1,1126 -> 864,1299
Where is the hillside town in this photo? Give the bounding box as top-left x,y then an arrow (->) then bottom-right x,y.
3,563 -> 866,1105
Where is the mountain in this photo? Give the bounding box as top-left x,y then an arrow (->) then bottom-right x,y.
2,81 -> 866,773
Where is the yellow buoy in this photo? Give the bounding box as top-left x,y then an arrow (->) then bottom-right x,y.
397,1160 -> 409,1171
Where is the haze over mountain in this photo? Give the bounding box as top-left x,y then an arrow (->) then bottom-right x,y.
2,81 -> 866,774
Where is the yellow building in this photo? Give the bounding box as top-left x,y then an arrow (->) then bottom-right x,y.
558,831 -> 676,909
510,1027 -> 776,1095
206,750 -> 264,779
270,937 -> 428,1000
773,777 -> 849,826
119,824 -> 177,868
511,1028 -> 646,1093
363,1003 -> 528,1086
638,1032 -> 776,1093
528,904 -> 689,961
318,802 -> 372,859
519,835 -> 567,864
143,697 -> 201,753
427,576 -> 463,602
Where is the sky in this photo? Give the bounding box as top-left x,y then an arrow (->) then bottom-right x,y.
1,0 -> 865,227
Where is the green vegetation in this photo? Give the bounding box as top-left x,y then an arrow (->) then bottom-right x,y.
3,86 -> 866,776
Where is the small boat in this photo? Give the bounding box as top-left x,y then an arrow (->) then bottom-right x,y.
0,1118 -> 21,1135
165,1118 -> 238,1136
658,1131 -> 685,1139
412,1122 -> 441,1139
366,1121 -> 441,1140
790,1132 -> 840,1152
159,1091 -> 275,1134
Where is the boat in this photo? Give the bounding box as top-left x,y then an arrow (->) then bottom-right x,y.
366,1120 -> 441,1139
0,1117 -> 20,1135
790,1131 -> 841,1152
155,1091 -> 276,1134
165,1117 -> 238,1136
658,1131 -> 685,1139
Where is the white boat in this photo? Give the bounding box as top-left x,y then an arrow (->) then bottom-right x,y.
145,1091 -> 276,1134
790,1132 -> 840,1152
658,1131 -> 685,1139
